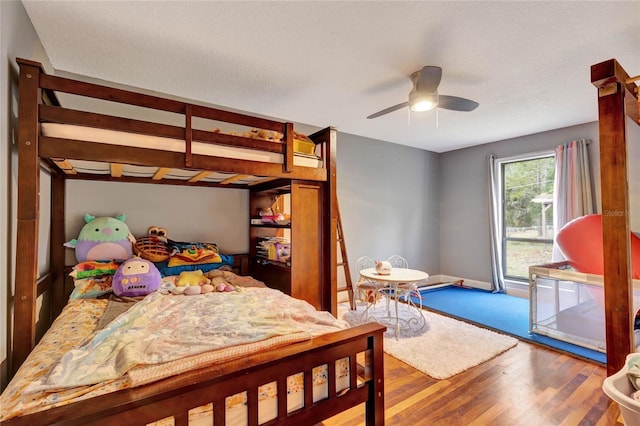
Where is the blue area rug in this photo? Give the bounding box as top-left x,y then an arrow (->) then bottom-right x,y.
411,285 -> 606,364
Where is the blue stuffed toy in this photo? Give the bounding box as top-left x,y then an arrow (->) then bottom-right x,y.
65,214 -> 135,263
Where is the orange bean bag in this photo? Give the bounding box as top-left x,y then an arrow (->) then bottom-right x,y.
556,214 -> 640,279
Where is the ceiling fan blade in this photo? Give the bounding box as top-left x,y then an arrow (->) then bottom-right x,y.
367,101 -> 410,119
416,66 -> 442,93
437,95 -> 479,112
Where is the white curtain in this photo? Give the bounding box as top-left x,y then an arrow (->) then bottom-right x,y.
552,139 -> 594,261
488,154 -> 505,293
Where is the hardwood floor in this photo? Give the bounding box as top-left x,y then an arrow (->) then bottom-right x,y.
322,341 -> 623,426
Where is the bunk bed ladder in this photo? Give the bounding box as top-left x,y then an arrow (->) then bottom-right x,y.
336,201 -> 356,310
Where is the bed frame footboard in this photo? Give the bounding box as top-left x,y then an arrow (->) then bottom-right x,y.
2,323 -> 385,426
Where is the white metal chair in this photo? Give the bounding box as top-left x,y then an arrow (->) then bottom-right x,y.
355,256 -> 383,319
386,255 -> 422,306
387,254 -> 408,269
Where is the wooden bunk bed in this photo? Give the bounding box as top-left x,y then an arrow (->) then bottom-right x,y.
3,58 -> 386,425
591,58 -> 640,375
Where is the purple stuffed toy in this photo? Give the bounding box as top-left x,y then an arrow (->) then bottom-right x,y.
112,258 -> 161,297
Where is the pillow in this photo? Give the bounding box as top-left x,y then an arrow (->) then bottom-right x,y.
70,259 -> 122,279
154,254 -> 234,277
113,258 -> 162,297
167,241 -> 222,267
69,275 -> 114,300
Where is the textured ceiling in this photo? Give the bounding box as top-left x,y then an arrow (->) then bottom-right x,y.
21,1 -> 640,153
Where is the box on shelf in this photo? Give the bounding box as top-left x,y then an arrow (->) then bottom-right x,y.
294,138 -> 316,155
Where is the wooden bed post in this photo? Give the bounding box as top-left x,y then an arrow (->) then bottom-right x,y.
367,331 -> 385,425
326,127 -> 338,315
312,127 -> 338,315
12,59 -> 43,375
591,59 -> 637,375
50,174 -> 66,319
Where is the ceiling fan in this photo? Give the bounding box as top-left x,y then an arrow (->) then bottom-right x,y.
367,66 -> 479,119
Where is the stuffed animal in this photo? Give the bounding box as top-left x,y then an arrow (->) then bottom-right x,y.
176,270 -> 211,287
134,226 -> 170,262
65,214 -> 135,262
112,257 -> 161,297
171,270 -> 221,295
375,260 -> 392,275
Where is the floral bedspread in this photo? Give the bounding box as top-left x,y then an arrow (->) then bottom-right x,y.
1,287 -> 348,420
28,287 -> 346,391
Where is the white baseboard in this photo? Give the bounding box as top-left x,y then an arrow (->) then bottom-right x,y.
430,275 -> 529,300
430,274 -> 492,291
338,274 -> 513,300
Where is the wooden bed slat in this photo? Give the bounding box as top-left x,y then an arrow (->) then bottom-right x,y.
220,173 -> 249,184
188,170 -> 212,183
153,167 -> 171,180
51,158 -> 77,174
110,163 -> 123,178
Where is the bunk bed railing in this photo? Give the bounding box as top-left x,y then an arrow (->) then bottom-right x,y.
35,68 -> 331,177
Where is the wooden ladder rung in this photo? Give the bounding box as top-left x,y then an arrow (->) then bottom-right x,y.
336,200 -> 355,310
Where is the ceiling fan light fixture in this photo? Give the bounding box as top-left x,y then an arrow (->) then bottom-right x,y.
409,91 -> 437,112
366,65 -> 479,119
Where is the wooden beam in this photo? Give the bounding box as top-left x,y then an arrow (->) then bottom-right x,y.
310,127 -> 338,314
283,122 -> 294,173
12,60 -> 42,375
51,174 -> 66,319
591,59 -> 634,376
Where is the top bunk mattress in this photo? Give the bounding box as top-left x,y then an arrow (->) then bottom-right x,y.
41,123 -> 323,169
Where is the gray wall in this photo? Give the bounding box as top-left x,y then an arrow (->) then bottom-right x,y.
337,133 -> 441,284
1,0 -> 53,390
439,122 -> 601,284
64,181 -> 249,265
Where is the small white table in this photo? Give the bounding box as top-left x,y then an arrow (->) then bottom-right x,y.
358,267 -> 428,338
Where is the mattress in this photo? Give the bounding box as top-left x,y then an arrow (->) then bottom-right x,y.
41,123 -> 322,169
0,288 -> 351,424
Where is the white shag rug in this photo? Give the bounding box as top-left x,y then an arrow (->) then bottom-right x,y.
339,300 -> 518,380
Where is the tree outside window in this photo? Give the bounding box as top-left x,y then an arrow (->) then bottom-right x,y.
502,155 -> 555,280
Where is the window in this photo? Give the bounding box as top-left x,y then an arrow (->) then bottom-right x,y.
500,153 -> 555,280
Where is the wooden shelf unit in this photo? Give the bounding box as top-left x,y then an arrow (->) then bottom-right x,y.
249,180 -> 325,309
